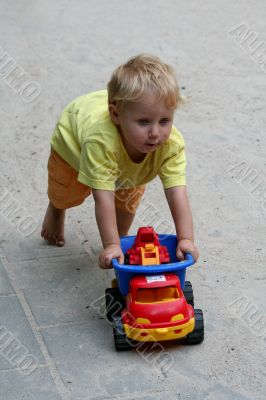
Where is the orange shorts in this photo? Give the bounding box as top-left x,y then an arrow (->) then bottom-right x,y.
47,149 -> 145,213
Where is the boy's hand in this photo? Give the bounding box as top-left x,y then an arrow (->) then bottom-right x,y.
176,239 -> 199,262
98,244 -> 124,269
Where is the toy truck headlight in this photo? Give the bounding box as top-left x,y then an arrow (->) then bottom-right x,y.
171,314 -> 184,322
136,318 -> 151,324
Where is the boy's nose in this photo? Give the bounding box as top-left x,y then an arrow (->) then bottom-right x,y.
148,124 -> 159,140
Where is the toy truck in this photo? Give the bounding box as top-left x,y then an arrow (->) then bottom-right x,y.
105,227 -> 204,351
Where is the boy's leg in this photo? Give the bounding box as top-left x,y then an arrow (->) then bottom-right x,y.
115,208 -> 136,237
41,202 -> 66,246
41,149 -> 91,246
115,185 -> 145,236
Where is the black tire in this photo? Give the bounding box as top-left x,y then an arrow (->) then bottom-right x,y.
113,316 -> 134,351
187,309 -> 204,344
183,281 -> 194,307
105,288 -> 125,322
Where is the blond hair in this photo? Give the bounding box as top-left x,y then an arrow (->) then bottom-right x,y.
107,54 -> 183,109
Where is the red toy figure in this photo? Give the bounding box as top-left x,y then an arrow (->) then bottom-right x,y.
125,226 -> 170,265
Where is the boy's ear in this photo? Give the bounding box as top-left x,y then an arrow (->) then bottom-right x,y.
108,103 -> 120,125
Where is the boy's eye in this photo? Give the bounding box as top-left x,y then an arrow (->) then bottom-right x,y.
137,119 -> 150,125
160,118 -> 171,125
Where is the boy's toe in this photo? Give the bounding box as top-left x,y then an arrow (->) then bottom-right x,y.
47,233 -> 55,243
56,234 -> 65,247
43,232 -> 49,240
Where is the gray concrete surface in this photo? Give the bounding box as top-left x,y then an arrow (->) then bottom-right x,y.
0,0 -> 265,399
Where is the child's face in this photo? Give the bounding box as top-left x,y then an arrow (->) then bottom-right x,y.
109,90 -> 175,160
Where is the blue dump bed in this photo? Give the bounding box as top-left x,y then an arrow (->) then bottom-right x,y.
112,234 -> 195,296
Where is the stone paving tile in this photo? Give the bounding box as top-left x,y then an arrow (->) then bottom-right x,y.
34,319 -> 253,400
41,320 -> 178,400
87,391 -> 177,400
0,259 -> 14,295
8,254 -> 98,291
0,218 -> 14,243
24,285 -> 104,327
0,367 -> 62,400
0,296 -> 45,369
7,254 -> 114,326
0,230 -> 89,262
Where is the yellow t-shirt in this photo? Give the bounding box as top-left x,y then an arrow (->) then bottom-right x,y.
51,90 -> 186,191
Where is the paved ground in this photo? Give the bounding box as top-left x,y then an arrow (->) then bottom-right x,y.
0,0 -> 265,399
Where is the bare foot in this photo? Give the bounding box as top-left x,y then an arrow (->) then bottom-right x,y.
41,202 -> 66,246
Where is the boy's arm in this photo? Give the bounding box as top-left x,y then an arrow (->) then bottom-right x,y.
164,186 -> 199,262
92,189 -> 124,268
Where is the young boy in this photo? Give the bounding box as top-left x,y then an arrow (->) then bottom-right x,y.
41,54 -> 199,268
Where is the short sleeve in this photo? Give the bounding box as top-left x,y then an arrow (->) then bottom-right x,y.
158,135 -> 186,189
77,140 -> 118,190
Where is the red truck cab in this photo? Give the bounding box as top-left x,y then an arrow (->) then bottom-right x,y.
121,273 -> 195,341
